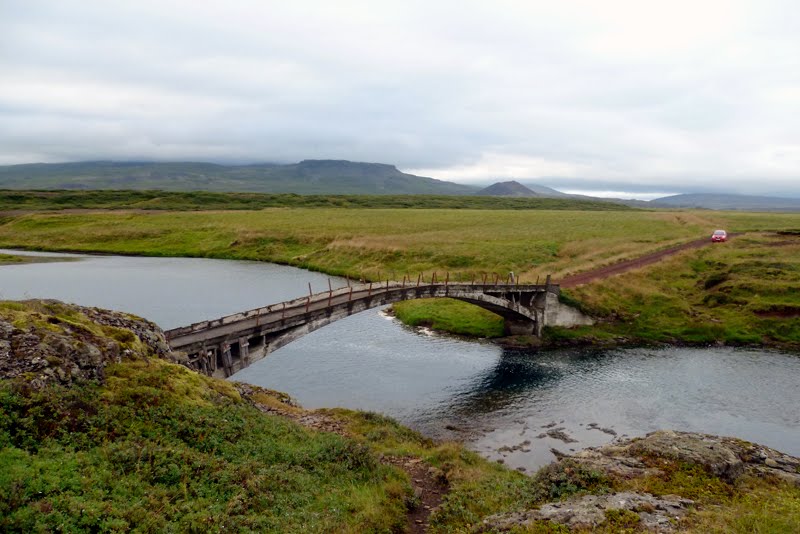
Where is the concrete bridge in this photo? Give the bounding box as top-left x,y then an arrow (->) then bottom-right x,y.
164,278 -> 589,379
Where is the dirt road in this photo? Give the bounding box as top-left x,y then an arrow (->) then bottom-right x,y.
559,235 -> 732,288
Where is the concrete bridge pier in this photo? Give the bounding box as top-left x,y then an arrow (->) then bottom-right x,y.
503,316 -> 539,336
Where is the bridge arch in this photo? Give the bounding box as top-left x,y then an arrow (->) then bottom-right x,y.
165,283 -> 558,378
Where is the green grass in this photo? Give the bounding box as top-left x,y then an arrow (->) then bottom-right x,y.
2,207 -> 792,282
0,359 -> 411,533
564,232 -> 800,348
0,301 -> 413,533
322,410 -> 613,533
0,189 -> 633,211
0,208 -> 798,348
615,456 -> 800,533
3,300 -> 798,532
393,298 -> 505,338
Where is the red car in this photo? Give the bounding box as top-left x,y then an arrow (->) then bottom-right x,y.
711,230 -> 727,242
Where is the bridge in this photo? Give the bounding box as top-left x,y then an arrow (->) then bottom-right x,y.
164,277 -> 590,379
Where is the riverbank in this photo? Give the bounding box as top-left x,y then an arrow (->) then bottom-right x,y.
2,300 -> 798,532
0,208 -> 797,350
0,252 -> 72,265
393,231 -> 800,352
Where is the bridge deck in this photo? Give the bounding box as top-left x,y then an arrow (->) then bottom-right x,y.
164,281 -> 557,378
165,282 -> 552,347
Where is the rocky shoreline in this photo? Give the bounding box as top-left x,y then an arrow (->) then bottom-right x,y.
480,429 -> 800,532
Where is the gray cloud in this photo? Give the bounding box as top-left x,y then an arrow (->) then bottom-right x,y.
1,0 -> 799,196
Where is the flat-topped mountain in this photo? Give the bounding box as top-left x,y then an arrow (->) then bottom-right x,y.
0,160 -> 477,195
476,180 -> 541,197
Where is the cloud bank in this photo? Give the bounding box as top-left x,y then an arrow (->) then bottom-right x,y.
1,0 -> 799,196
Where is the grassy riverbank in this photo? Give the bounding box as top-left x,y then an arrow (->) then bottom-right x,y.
0,253 -> 25,265
0,207 -> 798,348
2,300 -> 798,532
554,231 -> 800,348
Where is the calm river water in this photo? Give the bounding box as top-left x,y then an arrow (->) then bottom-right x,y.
2,249 -> 799,470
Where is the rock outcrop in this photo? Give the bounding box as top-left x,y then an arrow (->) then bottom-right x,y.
573,430 -> 800,486
0,299 -> 179,389
480,430 -> 800,532
481,492 -> 694,532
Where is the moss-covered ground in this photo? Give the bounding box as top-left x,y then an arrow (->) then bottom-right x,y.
2,300 -> 799,532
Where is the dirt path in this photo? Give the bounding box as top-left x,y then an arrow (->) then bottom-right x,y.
238,385 -> 447,533
559,234 -> 736,288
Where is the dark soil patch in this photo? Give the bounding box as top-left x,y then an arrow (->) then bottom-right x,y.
384,456 -> 448,533
754,306 -> 800,319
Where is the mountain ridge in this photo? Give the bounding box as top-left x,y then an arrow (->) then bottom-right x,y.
0,160 -> 477,195
651,193 -> 800,211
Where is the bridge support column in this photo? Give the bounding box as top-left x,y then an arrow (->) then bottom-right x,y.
238,337 -> 250,368
503,317 -> 538,336
219,342 -> 233,377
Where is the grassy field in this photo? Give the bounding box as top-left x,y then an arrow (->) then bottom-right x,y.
1,208 -> 797,281
0,207 -> 798,347
554,231 -> 800,348
3,300 -> 798,532
0,189 -> 632,211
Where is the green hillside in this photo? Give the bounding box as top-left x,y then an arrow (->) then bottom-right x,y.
0,160 -> 477,195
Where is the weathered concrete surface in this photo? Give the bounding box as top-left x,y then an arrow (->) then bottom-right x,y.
543,292 -> 594,327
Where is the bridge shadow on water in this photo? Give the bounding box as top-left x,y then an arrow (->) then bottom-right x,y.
422,348 -> 616,432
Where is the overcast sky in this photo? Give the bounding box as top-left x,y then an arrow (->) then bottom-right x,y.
1,1 -> 799,197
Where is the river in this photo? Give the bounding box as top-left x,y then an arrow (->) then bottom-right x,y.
2,249 -> 798,470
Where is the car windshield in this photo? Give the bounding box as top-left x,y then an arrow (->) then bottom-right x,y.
713,230 -> 726,235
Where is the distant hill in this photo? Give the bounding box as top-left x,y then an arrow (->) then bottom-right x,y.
518,182 -> 573,198
475,180 -> 542,197
0,160 -> 477,195
516,180 -> 652,208
652,193 -> 800,211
